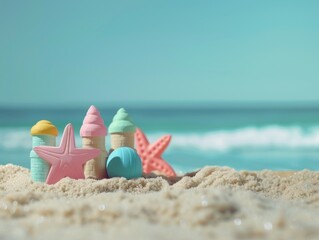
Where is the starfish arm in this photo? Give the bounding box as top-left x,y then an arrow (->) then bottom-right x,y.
148,135 -> 171,158
33,146 -> 61,165
46,165 -> 64,184
71,148 -> 101,164
59,124 -> 76,154
148,157 -> 176,177
67,124 -> 77,153
135,128 -> 150,153
68,163 -> 86,179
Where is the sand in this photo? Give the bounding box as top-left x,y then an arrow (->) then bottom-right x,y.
1,164 -> 319,239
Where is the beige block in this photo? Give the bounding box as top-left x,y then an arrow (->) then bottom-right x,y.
110,132 -> 134,150
82,137 -> 108,179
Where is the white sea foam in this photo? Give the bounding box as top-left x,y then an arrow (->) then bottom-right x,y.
2,126 -> 319,152
0,129 -> 31,149
0,129 -> 82,150
148,126 -> 319,152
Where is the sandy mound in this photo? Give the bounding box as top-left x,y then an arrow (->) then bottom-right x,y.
1,164 -> 319,240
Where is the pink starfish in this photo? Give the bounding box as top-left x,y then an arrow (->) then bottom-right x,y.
135,128 -> 176,177
34,124 -> 100,184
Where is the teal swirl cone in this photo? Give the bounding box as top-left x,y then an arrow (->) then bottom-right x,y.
30,120 -> 58,182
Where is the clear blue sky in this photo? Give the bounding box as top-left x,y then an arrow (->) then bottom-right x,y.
0,0 -> 319,107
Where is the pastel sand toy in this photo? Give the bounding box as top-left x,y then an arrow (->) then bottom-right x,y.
109,108 -> 136,151
106,147 -> 142,179
34,124 -> 100,184
30,120 -> 58,182
29,106 -> 176,184
80,105 -> 108,179
135,128 -> 176,177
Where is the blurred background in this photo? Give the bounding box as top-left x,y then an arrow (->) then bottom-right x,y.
1,1 -> 319,173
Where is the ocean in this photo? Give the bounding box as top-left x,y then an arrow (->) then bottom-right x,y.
1,105 -> 319,174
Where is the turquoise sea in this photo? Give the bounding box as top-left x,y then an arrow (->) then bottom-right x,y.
1,105 -> 319,173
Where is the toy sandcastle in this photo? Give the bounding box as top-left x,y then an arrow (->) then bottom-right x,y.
109,108 -> 136,151
30,120 -> 58,182
80,106 -> 108,179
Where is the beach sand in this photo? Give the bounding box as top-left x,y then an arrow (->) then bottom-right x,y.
1,164 -> 319,239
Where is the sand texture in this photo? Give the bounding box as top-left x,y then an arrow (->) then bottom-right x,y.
1,164 -> 319,239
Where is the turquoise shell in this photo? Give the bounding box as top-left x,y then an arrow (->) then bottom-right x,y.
106,147 -> 142,179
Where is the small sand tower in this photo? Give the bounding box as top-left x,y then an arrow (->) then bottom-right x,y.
30,120 -> 58,182
109,108 -> 136,151
80,105 -> 108,179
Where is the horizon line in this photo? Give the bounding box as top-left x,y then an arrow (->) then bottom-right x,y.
2,100 -> 319,109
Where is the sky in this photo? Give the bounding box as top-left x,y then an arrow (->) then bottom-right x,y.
0,0 -> 319,107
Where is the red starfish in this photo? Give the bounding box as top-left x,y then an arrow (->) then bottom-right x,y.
135,128 -> 176,177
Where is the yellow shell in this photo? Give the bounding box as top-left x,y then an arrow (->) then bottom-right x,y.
30,120 -> 58,136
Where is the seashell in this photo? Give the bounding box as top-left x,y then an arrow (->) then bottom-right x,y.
106,147 -> 142,179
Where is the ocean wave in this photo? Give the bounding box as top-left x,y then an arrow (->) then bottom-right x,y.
0,129 -> 83,150
0,129 -> 31,149
148,126 -> 319,152
2,126 -> 319,152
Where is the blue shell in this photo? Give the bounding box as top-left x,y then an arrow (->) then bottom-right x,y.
106,147 -> 142,179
